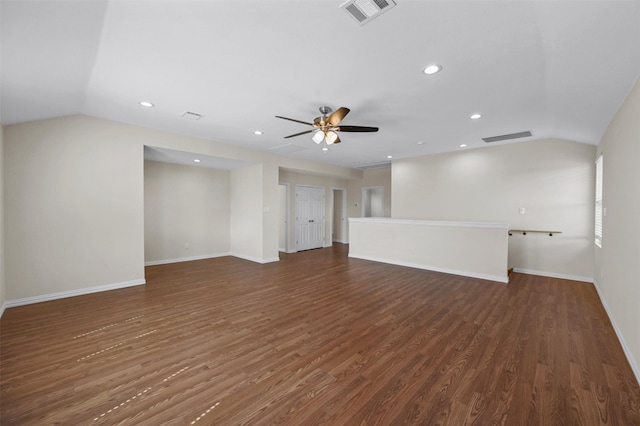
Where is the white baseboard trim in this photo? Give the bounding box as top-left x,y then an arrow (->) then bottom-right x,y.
145,252 -> 231,266
3,279 -> 146,309
513,268 -> 593,283
0,302 -> 6,319
349,253 -> 508,283
593,280 -> 640,386
230,253 -> 280,264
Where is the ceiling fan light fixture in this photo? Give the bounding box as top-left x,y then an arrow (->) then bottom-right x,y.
325,131 -> 338,145
312,130 -> 325,144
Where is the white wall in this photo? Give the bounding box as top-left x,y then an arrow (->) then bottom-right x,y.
393,139 -> 596,281
350,218 -> 509,283
230,164 -> 265,262
261,163 -> 280,262
144,160 -> 230,264
595,77 -> 640,381
3,115 -> 360,303
278,168 -> 349,251
4,116 -> 145,301
0,122 -> 5,316
347,166 -> 391,220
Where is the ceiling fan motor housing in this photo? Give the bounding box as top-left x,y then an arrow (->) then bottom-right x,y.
319,106 -> 332,115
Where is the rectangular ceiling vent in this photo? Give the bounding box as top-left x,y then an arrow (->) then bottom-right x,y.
340,0 -> 397,26
181,111 -> 204,120
482,131 -> 532,143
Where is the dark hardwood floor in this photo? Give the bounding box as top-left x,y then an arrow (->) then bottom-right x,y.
1,244 -> 639,425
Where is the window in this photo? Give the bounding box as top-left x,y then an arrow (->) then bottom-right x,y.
595,154 -> 603,248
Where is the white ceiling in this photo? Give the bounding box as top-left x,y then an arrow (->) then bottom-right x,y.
2,0 -> 640,169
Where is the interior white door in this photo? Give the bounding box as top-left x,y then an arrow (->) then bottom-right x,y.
296,185 -> 325,251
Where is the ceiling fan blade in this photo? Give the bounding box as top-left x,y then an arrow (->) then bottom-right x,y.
275,116 -> 314,126
327,107 -> 350,126
337,125 -> 379,132
284,129 -> 313,138
333,136 -> 342,144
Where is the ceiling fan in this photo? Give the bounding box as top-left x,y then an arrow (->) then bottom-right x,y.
276,106 -> 378,146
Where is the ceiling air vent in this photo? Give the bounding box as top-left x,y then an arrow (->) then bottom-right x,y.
482,131 -> 532,143
340,0 -> 397,26
181,111 -> 204,120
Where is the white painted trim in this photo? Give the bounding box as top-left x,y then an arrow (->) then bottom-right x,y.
3,279 -> 146,309
349,217 -> 509,230
349,253 -> 509,284
513,268 -> 593,283
230,253 -> 280,264
0,302 -> 6,319
593,280 -> 640,386
145,252 -> 231,266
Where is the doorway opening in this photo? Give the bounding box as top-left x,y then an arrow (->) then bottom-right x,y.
278,183 -> 289,253
332,188 -> 347,244
362,186 -> 384,217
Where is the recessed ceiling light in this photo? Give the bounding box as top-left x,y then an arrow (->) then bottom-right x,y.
254,130 -> 263,135
387,155 -> 393,159
423,64 -> 442,75
416,141 -> 425,145
139,101 -> 154,107
470,113 -> 482,120
193,159 -> 201,163
459,144 -> 468,148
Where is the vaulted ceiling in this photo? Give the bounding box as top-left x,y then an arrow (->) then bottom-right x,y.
2,0 -> 640,168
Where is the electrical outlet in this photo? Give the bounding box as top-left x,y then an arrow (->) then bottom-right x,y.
519,207 -> 525,215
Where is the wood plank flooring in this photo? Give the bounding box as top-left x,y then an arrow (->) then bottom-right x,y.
1,244 -> 639,425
